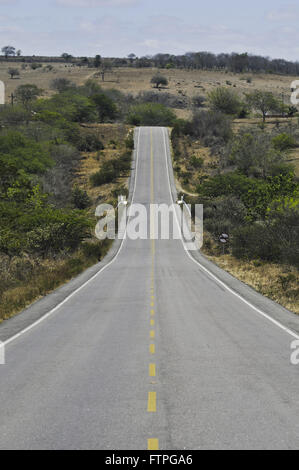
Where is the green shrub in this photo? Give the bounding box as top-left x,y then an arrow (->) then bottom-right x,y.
30,63 -> 42,70
26,210 -> 91,256
127,103 -> 176,126
81,242 -> 103,260
187,110 -> 232,149
77,134 -> 104,152
137,91 -> 188,109
90,163 -> 118,186
231,223 -> 279,261
0,229 -> 23,256
36,91 -> 97,123
197,172 -> 298,219
190,156 -> 204,169
72,187 -> 91,209
51,78 -> 75,92
230,129 -> 284,178
150,74 -> 168,89
91,93 -> 118,122
0,105 -> 30,126
272,133 -> 297,151
90,150 -> 132,187
208,87 -> 242,115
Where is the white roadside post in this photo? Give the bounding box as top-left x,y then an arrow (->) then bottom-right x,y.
117,196 -> 128,240
0,341 -> 5,365
0,80 -> 5,105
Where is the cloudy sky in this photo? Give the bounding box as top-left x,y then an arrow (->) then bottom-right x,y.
0,0 -> 299,60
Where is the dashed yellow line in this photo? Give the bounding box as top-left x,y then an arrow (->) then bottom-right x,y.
147,130 -> 158,446
149,363 -> 156,377
147,392 -> 157,412
148,438 -> 159,450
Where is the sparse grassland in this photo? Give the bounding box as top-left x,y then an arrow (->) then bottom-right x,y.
0,63 -> 297,113
74,123 -> 132,205
0,62 -> 94,102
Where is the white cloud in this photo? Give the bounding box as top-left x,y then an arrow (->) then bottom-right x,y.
141,39 -> 160,50
56,0 -> 138,6
267,4 -> 299,22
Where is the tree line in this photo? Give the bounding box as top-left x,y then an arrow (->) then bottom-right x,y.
2,46 -> 299,75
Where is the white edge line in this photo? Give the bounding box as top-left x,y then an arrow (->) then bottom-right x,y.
4,128 -> 142,347
162,126 -> 299,341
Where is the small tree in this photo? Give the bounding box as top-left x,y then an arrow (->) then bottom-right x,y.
94,54 -> 102,68
208,87 -> 241,115
8,68 -> 20,79
72,187 -> 91,210
151,74 -> 168,89
192,94 -> 206,108
231,129 -> 285,178
61,52 -> 73,62
30,63 -> 42,70
2,46 -> 16,59
51,78 -> 75,92
128,53 -> 136,65
91,93 -> 117,122
15,84 -> 42,110
99,61 -> 112,82
245,90 -> 282,122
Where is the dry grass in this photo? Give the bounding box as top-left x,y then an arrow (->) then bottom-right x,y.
172,133 -> 219,194
98,67 -> 296,100
74,123 -> 132,205
205,252 -> 299,314
1,63 -> 296,119
0,62 -> 94,102
0,243 -> 112,322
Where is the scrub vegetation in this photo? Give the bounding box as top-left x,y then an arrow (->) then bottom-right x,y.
0,49 -> 298,316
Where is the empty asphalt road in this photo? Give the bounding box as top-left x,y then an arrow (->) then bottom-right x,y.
1,127 -> 299,450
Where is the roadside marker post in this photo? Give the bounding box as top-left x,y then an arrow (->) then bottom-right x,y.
0,341 -> 5,365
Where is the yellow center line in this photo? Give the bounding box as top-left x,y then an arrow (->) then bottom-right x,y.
148,439 -> 159,450
149,363 -> 156,377
147,392 -> 157,412
150,129 -> 155,256
147,130 -> 158,447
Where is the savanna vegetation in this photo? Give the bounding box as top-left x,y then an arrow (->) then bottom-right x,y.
171,97 -> 299,312
0,78 -> 135,321
0,47 -> 299,316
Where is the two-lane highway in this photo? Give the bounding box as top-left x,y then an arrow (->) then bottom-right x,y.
0,127 -> 299,450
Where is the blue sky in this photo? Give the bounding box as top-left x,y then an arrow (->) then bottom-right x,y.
0,0 -> 299,60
